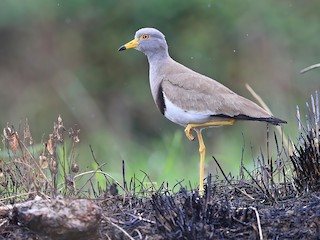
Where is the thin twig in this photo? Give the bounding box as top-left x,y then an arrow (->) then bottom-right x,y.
0,218 -> 8,228
140,169 -> 158,193
233,207 -> 263,240
213,156 -> 255,200
133,229 -> 143,239
89,145 -> 104,172
20,141 -> 50,182
126,212 -> 156,224
104,216 -> 135,240
74,169 -> 128,194
300,63 -> 320,74
249,206 -> 263,240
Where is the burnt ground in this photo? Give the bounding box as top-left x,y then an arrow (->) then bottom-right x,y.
96,174 -> 320,240
1,92 -> 320,239
1,175 -> 320,240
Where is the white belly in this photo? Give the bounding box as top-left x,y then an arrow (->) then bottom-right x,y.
163,93 -> 212,127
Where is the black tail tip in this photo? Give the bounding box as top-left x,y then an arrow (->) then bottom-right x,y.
271,117 -> 287,125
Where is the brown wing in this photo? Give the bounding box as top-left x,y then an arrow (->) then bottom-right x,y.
161,61 -> 285,124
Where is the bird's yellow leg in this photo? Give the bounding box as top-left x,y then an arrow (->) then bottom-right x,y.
195,129 -> 206,195
184,120 -> 236,141
184,119 -> 236,196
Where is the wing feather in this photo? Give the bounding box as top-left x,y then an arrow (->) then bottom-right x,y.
161,62 -> 272,119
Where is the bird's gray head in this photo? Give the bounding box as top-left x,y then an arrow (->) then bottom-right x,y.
118,28 -> 169,59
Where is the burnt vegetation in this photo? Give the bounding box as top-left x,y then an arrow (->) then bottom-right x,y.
0,92 -> 320,240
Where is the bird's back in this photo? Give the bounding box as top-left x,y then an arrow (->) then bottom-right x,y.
156,59 -> 286,125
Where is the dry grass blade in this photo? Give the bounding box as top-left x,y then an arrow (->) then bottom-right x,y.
245,83 -> 292,156
300,63 -> 320,74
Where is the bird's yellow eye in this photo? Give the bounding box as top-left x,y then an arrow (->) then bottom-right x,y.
141,34 -> 150,40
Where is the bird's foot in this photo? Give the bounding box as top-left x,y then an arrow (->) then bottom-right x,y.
184,124 -> 195,141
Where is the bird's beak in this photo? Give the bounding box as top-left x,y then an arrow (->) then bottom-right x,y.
118,38 -> 139,51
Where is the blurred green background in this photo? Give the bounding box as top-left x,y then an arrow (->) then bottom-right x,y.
0,0 -> 319,189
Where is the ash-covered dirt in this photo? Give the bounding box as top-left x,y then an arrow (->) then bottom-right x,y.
1,179 -> 319,240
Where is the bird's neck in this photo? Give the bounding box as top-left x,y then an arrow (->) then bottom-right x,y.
148,53 -> 172,80
147,53 -> 172,109
146,50 -> 170,63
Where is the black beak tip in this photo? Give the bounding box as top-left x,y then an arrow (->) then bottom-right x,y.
118,46 -> 126,51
